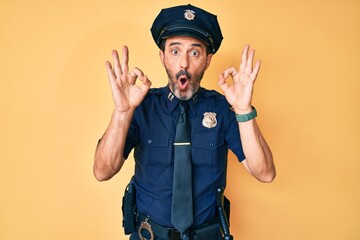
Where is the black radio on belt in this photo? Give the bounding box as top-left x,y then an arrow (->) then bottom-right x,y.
122,178 -> 137,235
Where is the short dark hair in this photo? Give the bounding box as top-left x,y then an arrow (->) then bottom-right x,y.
159,39 -> 212,55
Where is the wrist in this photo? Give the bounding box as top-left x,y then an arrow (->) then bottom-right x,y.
112,108 -> 134,127
233,106 -> 253,115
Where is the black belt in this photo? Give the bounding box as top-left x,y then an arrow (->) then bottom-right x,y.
136,212 -> 220,240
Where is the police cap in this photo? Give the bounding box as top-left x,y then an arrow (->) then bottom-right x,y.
151,4 -> 223,54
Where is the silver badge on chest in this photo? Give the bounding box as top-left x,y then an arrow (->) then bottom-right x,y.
202,112 -> 217,128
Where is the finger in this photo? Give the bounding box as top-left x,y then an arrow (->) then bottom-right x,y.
128,71 -> 137,84
105,61 -> 115,81
250,60 -> 261,81
121,45 -> 129,74
112,49 -> 122,77
223,67 -> 238,79
217,73 -> 230,93
128,67 -> 143,84
105,61 -> 119,90
139,75 -> 152,93
245,49 -> 255,75
131,67 -> 145,79
240,44 -> 250,73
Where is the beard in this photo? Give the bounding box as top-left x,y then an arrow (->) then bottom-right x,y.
165,64 -> 206,101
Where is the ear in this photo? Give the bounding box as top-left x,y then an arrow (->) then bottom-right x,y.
159,50 -> 165,66
205,54 -> 213,70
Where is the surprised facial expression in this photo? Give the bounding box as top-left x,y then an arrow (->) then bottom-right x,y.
160,36 -> 213,100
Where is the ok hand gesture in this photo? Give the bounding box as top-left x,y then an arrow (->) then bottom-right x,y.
218,45 -> 261,113
105,46 -> 152,112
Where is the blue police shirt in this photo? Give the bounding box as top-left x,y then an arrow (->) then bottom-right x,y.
123,86 -> 245,228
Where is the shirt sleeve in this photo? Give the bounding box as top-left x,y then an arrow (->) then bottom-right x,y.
123,118 -> 139,160
226,109 -> 246,162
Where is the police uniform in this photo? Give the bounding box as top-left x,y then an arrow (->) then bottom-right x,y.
124,87 -> 245,239
123,4 -> 243,240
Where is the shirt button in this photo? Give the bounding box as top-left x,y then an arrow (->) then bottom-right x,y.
148,140 -> 152,144
209,142 -> 214,147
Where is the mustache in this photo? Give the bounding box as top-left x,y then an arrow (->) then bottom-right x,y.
175,69 -> 191,80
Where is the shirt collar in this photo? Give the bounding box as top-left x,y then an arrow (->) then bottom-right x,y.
163,85 -> 201,115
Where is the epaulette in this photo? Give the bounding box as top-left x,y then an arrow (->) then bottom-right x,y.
203,89 -> 225,99
203,89 -> 233,112
148,88 -> 162,95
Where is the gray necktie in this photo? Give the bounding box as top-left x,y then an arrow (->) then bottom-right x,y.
171,101 -> 193,239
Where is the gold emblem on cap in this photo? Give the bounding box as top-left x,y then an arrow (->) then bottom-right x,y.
184,9 -> 195,20
202,112 -> 217,128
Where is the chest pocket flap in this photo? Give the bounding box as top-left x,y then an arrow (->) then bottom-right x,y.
141,130 -> 170,147
193,132 -> 225,150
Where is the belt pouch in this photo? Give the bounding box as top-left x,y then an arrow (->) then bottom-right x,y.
192,223 -> 221,240
122,179 -> 137,235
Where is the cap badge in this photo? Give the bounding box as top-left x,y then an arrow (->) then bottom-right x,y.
202,112 -> 217,129
184,9 -> 196,20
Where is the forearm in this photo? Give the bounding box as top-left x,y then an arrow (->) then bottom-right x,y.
218,44 -> 275,182
239,119 -> 275,182
93,108 -> 134,181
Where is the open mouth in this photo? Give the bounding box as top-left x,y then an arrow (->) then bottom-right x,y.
180,77 -> 187,85
176,70 -> 191,90
178,76 -> 188,90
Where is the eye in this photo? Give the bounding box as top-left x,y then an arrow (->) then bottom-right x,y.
171,49 -> 179,55
190,50 -> 199,57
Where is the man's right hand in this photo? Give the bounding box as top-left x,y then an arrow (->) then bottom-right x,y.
105,45 -> 152,113
93,46 -> 152,181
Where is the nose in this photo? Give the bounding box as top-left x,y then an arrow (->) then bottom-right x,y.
180,54 -> 189,69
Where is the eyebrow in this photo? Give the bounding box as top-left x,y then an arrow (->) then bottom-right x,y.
168,42 -> 203,48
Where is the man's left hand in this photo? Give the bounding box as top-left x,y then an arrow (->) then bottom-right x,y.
218,44 -> 261,114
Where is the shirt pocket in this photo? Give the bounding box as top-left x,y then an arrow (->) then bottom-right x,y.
193,132 -> 225,150
136,130 -> 172,192
140,130 -> 171,166
192,132 -> 226,167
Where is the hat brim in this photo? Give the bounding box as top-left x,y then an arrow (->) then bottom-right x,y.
159,23 -> 215,52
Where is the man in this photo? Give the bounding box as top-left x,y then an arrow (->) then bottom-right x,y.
94,4 -> 275,240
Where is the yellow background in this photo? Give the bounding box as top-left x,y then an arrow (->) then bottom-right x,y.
1,0 -> 359,239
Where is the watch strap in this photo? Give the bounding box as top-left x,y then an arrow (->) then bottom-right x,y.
235,106 -> 257,122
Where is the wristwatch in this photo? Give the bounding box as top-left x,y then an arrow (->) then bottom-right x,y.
235,106 -> 257,122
